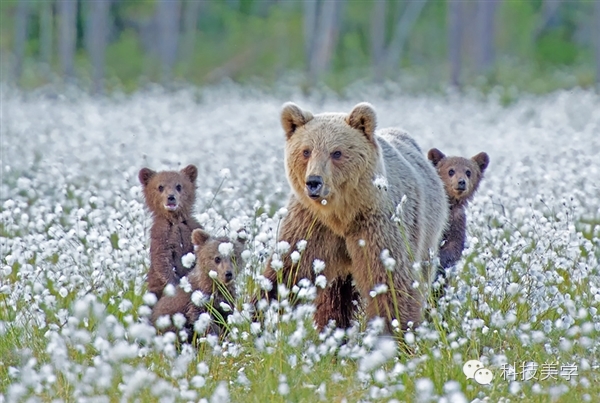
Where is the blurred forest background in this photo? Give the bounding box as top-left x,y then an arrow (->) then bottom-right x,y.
1,0 -> 599,95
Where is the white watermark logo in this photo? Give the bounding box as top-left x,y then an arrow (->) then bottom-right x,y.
463,360 -> 493,385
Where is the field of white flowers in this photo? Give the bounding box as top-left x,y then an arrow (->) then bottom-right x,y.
1,83 -> 599,402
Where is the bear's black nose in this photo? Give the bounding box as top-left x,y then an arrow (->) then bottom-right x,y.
306,176 -> 323,197
457,179 -> 466,191
167,194 -> 176,202
225,271 -> 233,281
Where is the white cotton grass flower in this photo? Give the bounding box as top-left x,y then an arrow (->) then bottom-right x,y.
179,276 -> 192,293
315,275 -> 327,289
164,283 -> 176,297
219,302 -> 232,312
290,251 -> 301,264
218,242 -> 234,256
373,175 -> 388,190
191,290 -> 207,306
181,253 -> 195,269
276,241 -> 290,254
219,168 -> 231,179
143,292 -> 158,306
296,240 -> 307,252
208,270 -> 218,279
313,259 -> 325,274
155,315 -> 172,330
358,239 -> 366,247
194,313 -> 212,334
321,199 -> 327,205
271,254 -> 283,271
369,284 -> 388,298
172,313 -> 187,329
380,249 -> 396,271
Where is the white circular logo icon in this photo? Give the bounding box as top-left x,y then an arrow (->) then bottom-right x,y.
474,367 -> 494,385
462,360 -> 484,379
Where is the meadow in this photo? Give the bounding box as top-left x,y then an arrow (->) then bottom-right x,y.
1,84 -> 599,402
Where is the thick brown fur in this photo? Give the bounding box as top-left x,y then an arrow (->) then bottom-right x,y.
427,148 -> 489,295
151,229 -> 246,339
139,165 -> 202,300
262,102 -> 449,333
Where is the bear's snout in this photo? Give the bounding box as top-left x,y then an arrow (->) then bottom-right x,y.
457,179 -> 466,191
225,270 -> 233,282
306,176 -> 324,198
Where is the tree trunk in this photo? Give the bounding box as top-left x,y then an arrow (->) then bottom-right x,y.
181,0 -> 203,67
304,0 -> 318,76
447,1 -> 463,88
476,0 -> 497,74
595,0 -> 600,86
40,0 -> 53,70
307,0 -> 343,86
157,0 -> 181,83
58,0 -> 77,81
13,0 -> 29,82
384,0 -> 428,76
88,0 -> 109,94
370,0 -> 387,81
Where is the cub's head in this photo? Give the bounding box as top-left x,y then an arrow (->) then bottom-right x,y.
281,102 -> 379,210
189,229 -> 246,294
138,165 -> 197,217
428,148 -> 489,204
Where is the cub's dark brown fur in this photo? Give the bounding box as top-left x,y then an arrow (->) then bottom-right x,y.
151,229 -> 246,340
428,149 -> 489,292
139,165 -> 201,300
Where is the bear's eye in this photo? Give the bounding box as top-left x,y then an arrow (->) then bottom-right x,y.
158,185 -> 164,192
331,150 -> 342,160
214,256 -> 221,264
448,169 -> 455,177
465,170 -> 471,178
303,149 -> 311,158
176,184 -> 182,192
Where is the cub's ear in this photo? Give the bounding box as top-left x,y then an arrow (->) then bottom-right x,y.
181,164 -> 198,184
192,229 -> 211,247
471,152 -> 490,174
138,168 -> 156,187
427,148 -> 446,167
347,102 -> 377,142
281,102 -> 314,138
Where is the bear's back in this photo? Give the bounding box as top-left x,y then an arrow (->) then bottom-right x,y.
376,128 -> 449,264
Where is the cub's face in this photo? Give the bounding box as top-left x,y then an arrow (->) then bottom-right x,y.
281,102 -> 378,209
138,165 -> 197,216
190,229 -> 245,289
428,149 -> 489,203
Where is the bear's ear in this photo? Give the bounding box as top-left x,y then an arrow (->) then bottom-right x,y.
347,102 -> 377,141
181,164 -> 198,184
192,229 -> 211,247
427,148 -> 446,167
471,152 -> 489,174
138,168 -> 156,187
281,102 -> 314,138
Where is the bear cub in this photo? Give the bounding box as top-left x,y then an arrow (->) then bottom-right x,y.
139,165 -> 202,300
427,148 -> 489,291
151,228 -> 245,340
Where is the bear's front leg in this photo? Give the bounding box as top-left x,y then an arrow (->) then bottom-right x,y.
345,214 -> 424,333
314,274 -> 360,330
262,198 -> 352,326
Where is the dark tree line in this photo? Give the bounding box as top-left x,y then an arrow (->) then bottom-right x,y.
9,0 -> 600,92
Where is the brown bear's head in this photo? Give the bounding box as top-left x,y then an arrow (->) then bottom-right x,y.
188,229 -> 246,295
428,148 -> 489,205
280,102 -> 380,212
138,165 -> 198,218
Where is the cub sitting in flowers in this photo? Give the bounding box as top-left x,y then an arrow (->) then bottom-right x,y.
138,165 -> 202,300
151,228 -> 246,340
427,148 -> 490,296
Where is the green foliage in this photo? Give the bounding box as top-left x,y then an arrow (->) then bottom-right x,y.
0,0 -> 596,93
